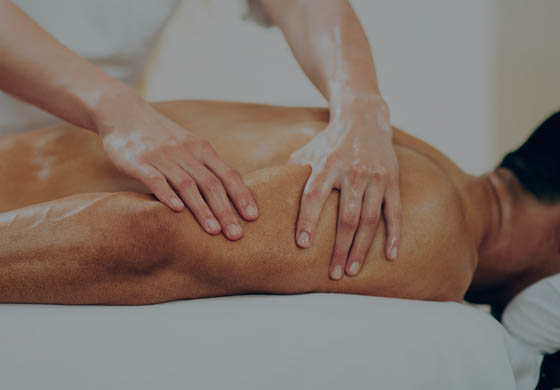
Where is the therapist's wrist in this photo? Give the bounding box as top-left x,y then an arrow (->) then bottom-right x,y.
85,82 -> 146,136
330,87 -> 392,134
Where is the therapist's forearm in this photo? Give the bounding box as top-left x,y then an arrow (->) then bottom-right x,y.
260,0 -> 383,110
0,0 -> 132,132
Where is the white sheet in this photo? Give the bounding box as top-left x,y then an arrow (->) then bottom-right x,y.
0,293 -> 524,389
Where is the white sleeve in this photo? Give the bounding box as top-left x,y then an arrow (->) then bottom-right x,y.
240,0 -> 273,28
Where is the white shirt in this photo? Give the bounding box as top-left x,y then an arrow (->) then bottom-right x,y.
0,0 -> 269,134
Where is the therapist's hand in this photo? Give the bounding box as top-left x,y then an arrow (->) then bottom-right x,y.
290,94 -> 401,280
95,93 -> 259,240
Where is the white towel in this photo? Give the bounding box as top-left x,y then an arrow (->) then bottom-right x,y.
503,273 -> 560,355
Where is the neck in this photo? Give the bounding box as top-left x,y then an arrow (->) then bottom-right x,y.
465,168 -> 552,308
459,171 -> 502,264
477,169 -> 514,267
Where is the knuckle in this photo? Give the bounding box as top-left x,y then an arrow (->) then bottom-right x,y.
145,172 -> 164,185
325,154 -> 341,168
202,211 -> 215,221
361,212 -> 380,226
188,202 -> 206,216
298,217 -> 315,232
341,213 -> 359,229
226,168 -> 243,183
237,195 -> 254,209
194,206 -> 213,220
302,187 -> 319,202
179,149 -> 196,162
231,193 -> 250,207
178,176 -> 196,191
387,173 -> 400,187
152,143 -> 169,154
351,161 -> 369,177
142,170 -> 158,181
349,252 -> 365,264
369,165 -> 387,181
393,205 -> 403,220
137,153 -> 152,165
198,139 -> 213,152
332,247 -> 348,262
204,177 -> 223,193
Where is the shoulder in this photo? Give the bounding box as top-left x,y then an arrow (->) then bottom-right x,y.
396,146 -> 477,300
398,145 -> 465,218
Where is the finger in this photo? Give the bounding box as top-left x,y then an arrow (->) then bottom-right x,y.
329,179 -> 367,280
203,149 -> 259,221
183,163 -> 243,241
153,159 -> 221,235
383,178 -> 402,261
295,171 -> 334,249
134,164 -> 184,212
346,184 -> 384,276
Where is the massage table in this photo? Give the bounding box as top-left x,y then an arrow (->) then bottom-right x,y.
0,292 -> 544,389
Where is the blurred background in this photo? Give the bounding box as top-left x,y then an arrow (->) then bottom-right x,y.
141,0 -> 560,174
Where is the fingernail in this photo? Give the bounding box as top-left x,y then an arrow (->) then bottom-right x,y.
170,198 -> 183,210
226,224 -> 242,238
246,204 -> 259,219
331,265 -> 343,280
206,219 -> 221,233
390,246 -> 398,260
349,261 -> 361,275
297,231 -> 310,247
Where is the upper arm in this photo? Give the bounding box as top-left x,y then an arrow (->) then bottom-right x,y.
167,160 -> 473,302
0,192 -> 172,304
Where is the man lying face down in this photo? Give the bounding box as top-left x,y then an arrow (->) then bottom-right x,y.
0,100 -> 559,311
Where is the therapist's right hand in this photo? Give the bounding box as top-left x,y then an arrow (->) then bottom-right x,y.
95,93 -> 259,240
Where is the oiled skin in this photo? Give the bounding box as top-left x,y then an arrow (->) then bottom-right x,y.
0,101 -> 478,304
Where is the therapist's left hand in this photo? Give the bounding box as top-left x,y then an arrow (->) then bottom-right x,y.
290,94 -> 401,280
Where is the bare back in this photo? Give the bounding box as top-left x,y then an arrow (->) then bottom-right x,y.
0,100 -> 478,303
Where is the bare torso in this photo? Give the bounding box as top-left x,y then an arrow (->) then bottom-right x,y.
0,100 -> 480,303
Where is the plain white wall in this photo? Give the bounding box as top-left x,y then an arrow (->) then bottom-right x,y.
494,0 -> 560,160
143,0 -> 560,174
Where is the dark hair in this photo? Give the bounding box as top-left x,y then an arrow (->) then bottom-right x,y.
499,111 -> 560,203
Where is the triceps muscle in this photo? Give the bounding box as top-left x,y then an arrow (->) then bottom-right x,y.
0,192 -> 170,304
